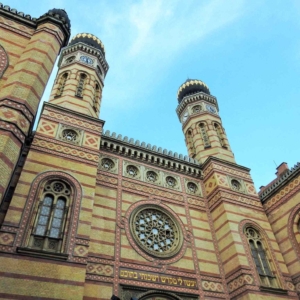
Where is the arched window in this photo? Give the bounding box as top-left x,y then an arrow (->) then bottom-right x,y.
0,44 -> 9,79
245,227 -> 278,288
93,83 -> 101,113
199,123 -> 210,148
56,72 -> 68,97
76,73 -> 87,97
214,123 -> 226,148
29,180 -> 70,252
186,129 -> 195,157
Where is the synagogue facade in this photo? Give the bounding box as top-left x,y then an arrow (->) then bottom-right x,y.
0,4 -> 299,300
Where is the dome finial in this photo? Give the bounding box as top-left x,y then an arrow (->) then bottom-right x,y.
69,33 -> 105,56
177,79 -> 210,103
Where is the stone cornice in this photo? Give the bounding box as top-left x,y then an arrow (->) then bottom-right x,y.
101,130 -> 202,177
59,42 -> 109,75
201,156 -> 251,173
42,102 -> 105,128
259,162 -> 300,202
176,92 -> 219,117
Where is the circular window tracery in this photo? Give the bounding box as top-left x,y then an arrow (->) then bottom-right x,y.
62,129 -> 78,142
130,206 -> 182,258
101,158 -> 114,171
44,181 -> 70,196
127,165 -> 138,177
146,171 -> 158,182
166,176 -> 176,188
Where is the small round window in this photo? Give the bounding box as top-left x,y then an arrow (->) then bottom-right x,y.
126,165 -> 138,177
166,176 -> 176,187
101,158 -> 114,171
130,205 -> 183,258
62,129 -> 78,142
146,171 -> 158,182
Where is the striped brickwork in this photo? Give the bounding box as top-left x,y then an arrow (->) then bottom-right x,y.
262,173 -> 300,296
88,153 -> 232,300
0,101 -> 103,299
49,63 -> 103,118
203,159 -> 297,299
0,8 -> 69,202
183,111 -> 235,164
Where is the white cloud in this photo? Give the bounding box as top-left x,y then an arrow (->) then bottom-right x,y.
88,0 -> 248,111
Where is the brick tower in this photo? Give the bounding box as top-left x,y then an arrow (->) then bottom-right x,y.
177,79 -> 235,164
0,5 -> 70,207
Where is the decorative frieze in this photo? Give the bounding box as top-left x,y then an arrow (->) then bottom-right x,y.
122,161 -> 182,191
122,180 -> 184,202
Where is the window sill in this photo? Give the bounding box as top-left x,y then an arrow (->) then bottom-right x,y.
259,286 -> 288,295
17,247 -> 68,261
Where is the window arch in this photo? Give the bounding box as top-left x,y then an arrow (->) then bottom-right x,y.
28,180 -> 71,252
244,226 -> 278,288
199,122 -> 210,148
288,204 -> 300,261
214,123 -> 226,147
0,44 -> 9,79
76,73 -> 87,97
93,82 -> 101,113
186,129 -> 195,157
56,72 -> 68,97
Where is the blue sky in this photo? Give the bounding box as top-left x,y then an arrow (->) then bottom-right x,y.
7,0 -> 300,190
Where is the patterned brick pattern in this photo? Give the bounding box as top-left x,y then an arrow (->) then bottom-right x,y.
83,132 -> 100,149
37,119 -> 58,137
263,175 -> 300,211
228,274 -> 254,292
0,232 -> 15,245
122,180 -> 184,202
32,137 -> 99,162
0,106 -> 30,133
201,280 -> 224,292
87,263 -> 114,277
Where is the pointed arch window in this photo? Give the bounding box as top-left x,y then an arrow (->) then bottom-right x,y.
214,123 -> 226,148
56,72 -> 68,97
199,123 -> 210,148
29,180 -> 70,253
76,73 -> 87,97
93,83 -> 101,113
245,227 -> 278,288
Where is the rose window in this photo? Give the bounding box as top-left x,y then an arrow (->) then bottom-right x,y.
62,129 -> 78,142
187,182 -> 197,193
131,206 -> 182,258
127,165 -> 138,177
146,171 -> 157,182
231,179 -> 241,191
166,176 -> 176,187
101,158 -> 114,171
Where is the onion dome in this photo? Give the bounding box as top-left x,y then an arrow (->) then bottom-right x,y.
47,9 -> 70,28
177,79 -> 210,103
69,33 -> 105,56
